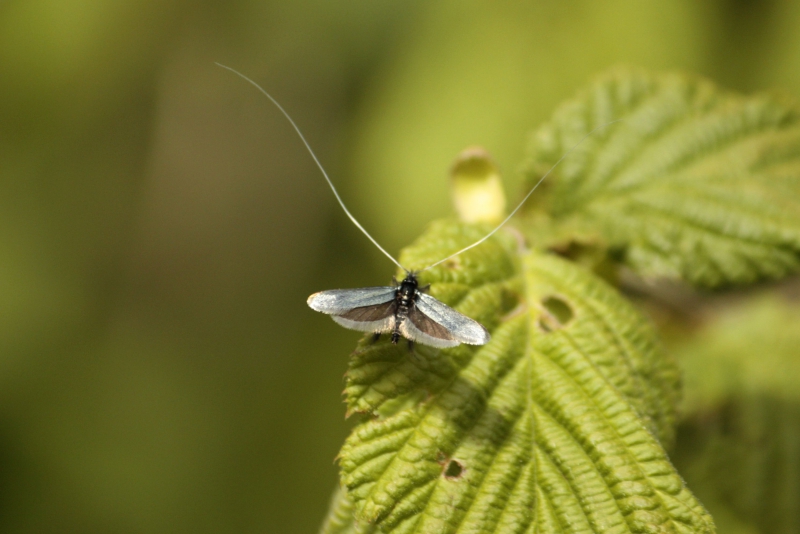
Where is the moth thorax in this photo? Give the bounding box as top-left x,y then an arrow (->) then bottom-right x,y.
397,274 -> 418,306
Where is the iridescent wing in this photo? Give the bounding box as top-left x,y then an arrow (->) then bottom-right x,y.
307,287 -> 397,333
410,292 -> 491,346
399,306 -> 461,348
331,299 -> 397,333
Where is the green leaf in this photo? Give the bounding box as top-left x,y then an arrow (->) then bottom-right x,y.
671,295 -> 800,534
522,67 -> 800,287
335,221 -> 711,534
320,487 -> 377,534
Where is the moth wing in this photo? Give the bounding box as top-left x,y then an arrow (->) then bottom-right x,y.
400,307 -> 460,348
332,299 -> 397,333
308,287 -> 397,334
414,292 -> 491,346
307,287 -> 397,314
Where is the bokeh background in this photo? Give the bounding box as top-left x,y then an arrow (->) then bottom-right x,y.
2,1 -> 800,532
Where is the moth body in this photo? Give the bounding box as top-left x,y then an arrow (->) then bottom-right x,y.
391,275 -> 417,344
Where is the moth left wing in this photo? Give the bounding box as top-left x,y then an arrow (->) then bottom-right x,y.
332,299 -> 397,333
412,292 -> 491,346
307,287 -> 397,314
308,287 -> 397,334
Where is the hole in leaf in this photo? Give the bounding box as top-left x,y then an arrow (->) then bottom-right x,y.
443,459 -> 464,480
538,296 -> 574,332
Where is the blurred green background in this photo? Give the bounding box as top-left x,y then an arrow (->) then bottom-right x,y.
2,1 -> 800,532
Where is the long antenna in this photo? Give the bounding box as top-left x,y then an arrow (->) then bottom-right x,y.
219,63 -> 620,276
216,63 -> 409,273
418,119 -> 622,273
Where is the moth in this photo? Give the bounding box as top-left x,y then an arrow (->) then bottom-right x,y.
307,272 -> 489,348
218,63 -> 616,348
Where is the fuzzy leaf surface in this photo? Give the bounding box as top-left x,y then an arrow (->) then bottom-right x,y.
335,221 -> 711,534
522,68 -> 800,287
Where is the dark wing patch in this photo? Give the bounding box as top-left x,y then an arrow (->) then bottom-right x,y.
407,306 -> 457,342
331,299 -> 397,333
338,300 -> 397,322
415,292 -> 490,345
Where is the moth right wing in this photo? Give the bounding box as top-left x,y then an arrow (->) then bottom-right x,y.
400,306 -> 461,348
308,287 -> 398,333
413,292 -> 491,346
